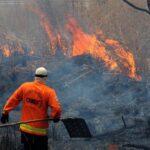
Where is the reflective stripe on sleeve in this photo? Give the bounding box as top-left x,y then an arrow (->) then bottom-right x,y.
20,124 -> 48,135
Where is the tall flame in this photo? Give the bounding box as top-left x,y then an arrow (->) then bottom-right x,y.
56,32 -> 68,55
29,6 -> 56,55
66,17 -> 141,80
66,18 -> 118,70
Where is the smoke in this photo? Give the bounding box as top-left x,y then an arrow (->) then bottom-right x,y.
0,0 -> 150,143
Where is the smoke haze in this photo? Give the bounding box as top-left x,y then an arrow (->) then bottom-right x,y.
0,0 -> 150,149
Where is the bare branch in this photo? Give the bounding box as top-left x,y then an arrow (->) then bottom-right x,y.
122,0 -> 150,15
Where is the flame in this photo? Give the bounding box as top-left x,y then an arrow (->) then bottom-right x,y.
96,30 -> 141,80
56,32 -> 68,55
1,45 -> 11,57
28,5 -> 141,80
0,33 -> 25,58
1,43 -> 25,57
40,16 -> 56,54
66,18 -> 118,70
66,17 -> 141,80
105,39 -> 141,80
29,6 -> 56,55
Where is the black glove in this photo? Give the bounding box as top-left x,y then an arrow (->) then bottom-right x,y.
1,113 -> 9,124
53,118 -> 60,123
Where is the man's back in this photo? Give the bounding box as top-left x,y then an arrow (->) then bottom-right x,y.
20,81 -> 56,128
3,80 -> 61,132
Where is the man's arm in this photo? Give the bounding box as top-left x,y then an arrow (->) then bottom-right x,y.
1,85 -> 23,124
2,85 -> 23,114
48,89 -> 62,120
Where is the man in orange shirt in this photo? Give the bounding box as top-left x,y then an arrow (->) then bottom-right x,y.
1,67 -> 62,150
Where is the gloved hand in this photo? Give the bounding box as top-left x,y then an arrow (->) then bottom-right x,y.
53,118 -> 60,123
1,113 -> 9,124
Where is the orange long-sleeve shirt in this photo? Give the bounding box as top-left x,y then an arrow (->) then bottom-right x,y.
3,81 -> 62,135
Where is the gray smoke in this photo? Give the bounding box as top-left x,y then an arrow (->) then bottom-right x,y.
0,0 -> 150,149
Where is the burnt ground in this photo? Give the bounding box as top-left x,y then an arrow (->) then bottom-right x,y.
0,0 -> 150,150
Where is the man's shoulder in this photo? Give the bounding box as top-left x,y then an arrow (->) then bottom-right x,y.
21,82 -> 34,87
44,84 -> 55,93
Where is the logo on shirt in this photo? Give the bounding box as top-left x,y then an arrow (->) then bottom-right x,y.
25,90 -> 43,108
26,98 -> 40,105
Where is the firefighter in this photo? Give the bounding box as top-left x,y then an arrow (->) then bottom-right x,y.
0,67 -> 62,150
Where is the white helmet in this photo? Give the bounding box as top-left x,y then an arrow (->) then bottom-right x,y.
35,67 -> 48,77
